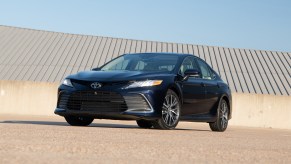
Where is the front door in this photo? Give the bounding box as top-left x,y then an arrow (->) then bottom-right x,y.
179,56 -> 207,115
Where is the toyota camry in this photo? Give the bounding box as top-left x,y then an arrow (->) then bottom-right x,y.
55,53 -> 232,131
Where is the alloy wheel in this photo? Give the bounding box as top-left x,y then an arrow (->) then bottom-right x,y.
162,94 -> 180,127
220,101 -> 228,129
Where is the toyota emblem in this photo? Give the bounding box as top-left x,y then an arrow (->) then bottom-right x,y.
91,82 -> 102,89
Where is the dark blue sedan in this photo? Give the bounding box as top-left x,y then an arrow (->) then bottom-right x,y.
55,53 -> 232,131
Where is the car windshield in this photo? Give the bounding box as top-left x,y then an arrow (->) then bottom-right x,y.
100,54 -> 179,72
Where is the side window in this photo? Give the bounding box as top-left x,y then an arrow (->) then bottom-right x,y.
197,59 -> 212,80
179,56 -> 199,76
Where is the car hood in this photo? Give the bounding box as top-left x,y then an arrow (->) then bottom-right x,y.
67,70 -> 173,82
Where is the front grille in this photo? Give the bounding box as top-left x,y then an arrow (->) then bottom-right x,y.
70,79 -> 128,88
58,91 -> 127,112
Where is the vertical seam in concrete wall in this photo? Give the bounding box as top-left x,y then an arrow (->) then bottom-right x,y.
0,29 -> 32,65
282,52 -> 291,76
2,30 -> 38,79
168,43 -> 172,53
115,39 -> 123,58
249,50 -> 270,94
222,47 -> 236,92
259,50 -> 280,95
98,38 -> 113,67
53,35 -> 78,82
30,33 -> 60,81
227,48 -> 241,92
206,46 -> 213,68
245,49 -> 263,94
212,47 -> 221,76
119,39 -> 127,55
134,40 -> 139,53
218,47 -> 230,85
129,40 -> 136,53
241,49 -> 257,93
234,49 -> 249,93
42,34 -> 70,82
20,32 -> 49,66
48,35 -> 75,81
202,46 -> 211,66
94,37 -> 107,67
97,37 -> 111,67
0,28 -> 20,62
90,37 -> 104,68
182,44 -> 188,54
0,28 -> 22,60
77,36 -> 94,71
269,51 -> 290,95
35,33 -> 64,81
188,44 -> 194,56
17,32 -> 51,80
24,33 -> 56,81
108,38 -> 118,61
265,51 -> 286,95
124,39 -> 132,54
83,36 -> 98,69
113,39 -> 122,58
104,38 -> 114,64
104,38 -> 115,63
55,35 -> 82,81
9,30 -> 44,66
253,50 -> 275,94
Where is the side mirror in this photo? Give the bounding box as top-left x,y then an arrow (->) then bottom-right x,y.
183,69 -> 200,81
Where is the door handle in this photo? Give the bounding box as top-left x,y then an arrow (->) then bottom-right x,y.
217,83 -> 221,88
201,82 -> 205,87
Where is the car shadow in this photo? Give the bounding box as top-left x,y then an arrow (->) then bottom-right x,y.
0,120 -> 211,131
0,120 -> 138,129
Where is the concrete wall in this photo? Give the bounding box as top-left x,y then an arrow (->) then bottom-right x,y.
0,80 -> 58,116
1,80 -> 290,129
230,92 -> 291,129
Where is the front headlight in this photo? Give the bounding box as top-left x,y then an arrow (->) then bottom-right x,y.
124,80 -> 163,89
62,79 -> 73,87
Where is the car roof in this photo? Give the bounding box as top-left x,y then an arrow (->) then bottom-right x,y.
125,52 -> 196,57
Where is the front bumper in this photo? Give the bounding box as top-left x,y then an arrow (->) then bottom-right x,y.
54,85 -> 166,120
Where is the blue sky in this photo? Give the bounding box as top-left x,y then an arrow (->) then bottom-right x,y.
0,0 -> 290,52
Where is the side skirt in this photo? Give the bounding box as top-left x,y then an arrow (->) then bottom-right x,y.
180,113 -> 217,122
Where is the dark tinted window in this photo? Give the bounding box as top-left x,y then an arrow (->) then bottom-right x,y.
197,59 -> 212,80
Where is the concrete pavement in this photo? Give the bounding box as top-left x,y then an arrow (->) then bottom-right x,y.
0,115 -> 291,164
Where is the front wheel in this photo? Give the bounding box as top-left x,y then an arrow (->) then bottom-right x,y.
152,90 -> 181,130
209,99 -> 229,132
65,116 -> 94,126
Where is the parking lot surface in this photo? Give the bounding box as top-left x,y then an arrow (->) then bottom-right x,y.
0,115 -> 291,163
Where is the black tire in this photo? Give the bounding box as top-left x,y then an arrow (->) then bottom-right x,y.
65,116 -> 94,126
152,89 -> 181,130
209,99 -> 229,132
136,120 -> 153,128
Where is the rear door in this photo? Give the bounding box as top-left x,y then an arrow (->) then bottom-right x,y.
196,58 -> 220,113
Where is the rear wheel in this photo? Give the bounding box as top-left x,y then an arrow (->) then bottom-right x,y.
65,116 -> 94,126
152,90 -> 181,130
136,120 -> 153,128
209,99 -> 229,132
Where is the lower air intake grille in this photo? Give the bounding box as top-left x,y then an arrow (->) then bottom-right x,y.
58,91 -> 127,112
123,94 -> 152,112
